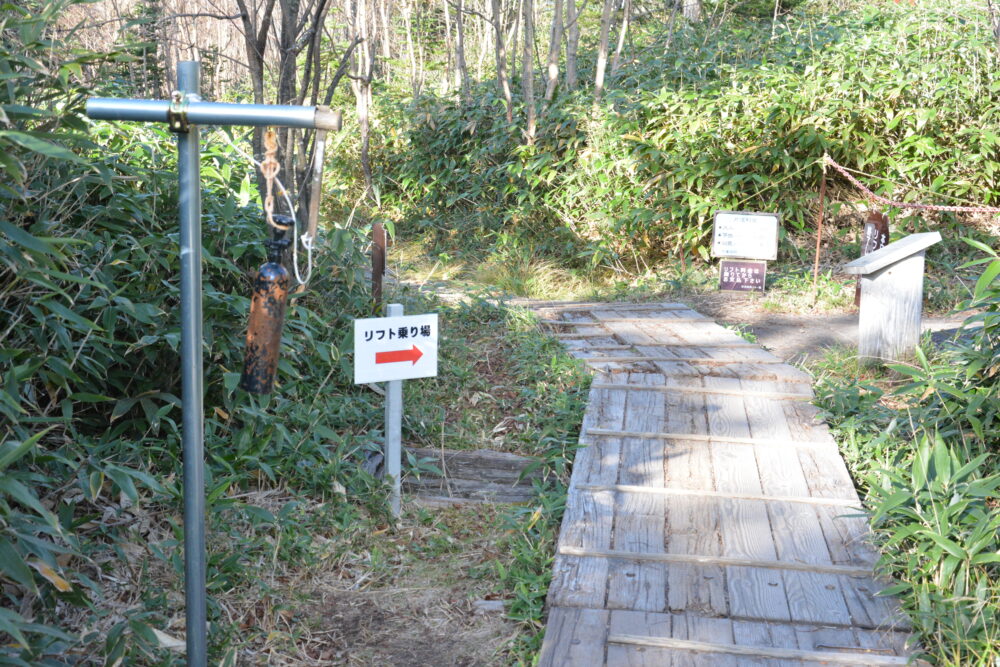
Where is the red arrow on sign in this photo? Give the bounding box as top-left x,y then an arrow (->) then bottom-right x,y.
375,345 -> 423,365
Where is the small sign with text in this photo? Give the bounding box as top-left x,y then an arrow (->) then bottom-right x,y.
719,259 -> 767,293
354,313 -> 439,384
711,211 -> 780,260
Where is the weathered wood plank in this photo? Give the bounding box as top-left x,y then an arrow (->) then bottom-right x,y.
607,634 -> 912,665
585,428 -> 833,449
557,546 -> 872,577
576,484 -> 863,508
590,382 -> 809,400
538,607 -> 610,667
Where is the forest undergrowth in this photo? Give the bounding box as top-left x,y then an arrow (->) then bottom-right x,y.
2,0 -> 999,663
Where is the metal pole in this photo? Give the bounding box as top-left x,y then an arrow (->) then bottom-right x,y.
177,61 -> 207,667
384,303 -> 403,518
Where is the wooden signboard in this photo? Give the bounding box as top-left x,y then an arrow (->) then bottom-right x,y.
711,211 -> 780,260
719,259 -> 767,292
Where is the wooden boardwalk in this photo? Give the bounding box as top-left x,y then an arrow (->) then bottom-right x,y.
532,301 -> 915,666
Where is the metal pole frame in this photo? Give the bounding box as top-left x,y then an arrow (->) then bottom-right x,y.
85,61 -> 341,667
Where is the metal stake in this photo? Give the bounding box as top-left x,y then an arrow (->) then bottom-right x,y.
176,62 -> 207,667
85,61 -> 341,666
384,303 -> 403,518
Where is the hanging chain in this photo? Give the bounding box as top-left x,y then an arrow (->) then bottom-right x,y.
824,154 -> 1000,215
260,128 -> 289,230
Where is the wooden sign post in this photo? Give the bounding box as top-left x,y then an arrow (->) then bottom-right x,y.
843,232 -> 941,363
712,211 -> 779,293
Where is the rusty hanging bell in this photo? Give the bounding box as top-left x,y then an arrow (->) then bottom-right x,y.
240,216 -> 293,394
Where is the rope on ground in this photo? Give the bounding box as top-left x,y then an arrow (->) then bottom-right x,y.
823,154 -> 1000,215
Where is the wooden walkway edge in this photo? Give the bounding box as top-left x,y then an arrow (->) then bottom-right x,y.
529,301 -> 918,666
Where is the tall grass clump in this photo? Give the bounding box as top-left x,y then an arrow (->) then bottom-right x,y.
375,0 -> 998,272
813,241 -> 1000,665
1,2 -> 386,662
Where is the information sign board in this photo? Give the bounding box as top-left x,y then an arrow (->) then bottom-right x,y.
354,313 -> 439,384
719,259 -> 767,292
711,211 -> 780,260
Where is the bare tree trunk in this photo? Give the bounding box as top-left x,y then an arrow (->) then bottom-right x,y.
403,1 -> 420,96
593,0 -> 614,102
989,0 -> 1000,52
455,0 -> 471,100
543,0 -> 563,103
521,0 -> 535,142
610,0 -> 631,74
491,0 -> 514,122
441,0 -> 454,93
565,0 -> 579,89
683,0 -> 701,22
351,0 -> 375,196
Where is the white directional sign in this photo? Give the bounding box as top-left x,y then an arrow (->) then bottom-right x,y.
711,211 -> 780,260
354,313 -> 439,384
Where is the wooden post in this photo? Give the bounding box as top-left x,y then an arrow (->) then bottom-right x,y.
842,232 -> 941,363
372,221 -> 386,307
854,210 -> 889,306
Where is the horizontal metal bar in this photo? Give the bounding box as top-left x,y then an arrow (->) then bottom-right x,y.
574,483 -> 862,508
583,428 -> 832,449
607,635 -> 910,666
557,545 -> 874,577
87,98 -> 342,130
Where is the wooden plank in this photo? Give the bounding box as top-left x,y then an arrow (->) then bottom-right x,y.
617,373 -> 666,487
703,377 -> 792,624
556,546 -> 873,577
608,373 -> 668,611
842,231 -> 941,275
548,490 -> 615,608
590,383 -> 809,400
570,376 -> 628,487
528,301 -> 689,312
658,377 -> 728,616
743,378 -> 856,626
575,484 -> 863,508
607,634 -> 912,665
579,356 -> 785,365
538,607 -> 609,667
585,428 -> 832,449
544,318 -> 709,325
606,611 -> 674,667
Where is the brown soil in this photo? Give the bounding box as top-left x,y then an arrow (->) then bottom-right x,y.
674,291 -> 976,364
268,504 -> 517,666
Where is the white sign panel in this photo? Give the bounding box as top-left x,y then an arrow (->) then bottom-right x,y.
354,313 -> 439,384
711,211 -> 780,260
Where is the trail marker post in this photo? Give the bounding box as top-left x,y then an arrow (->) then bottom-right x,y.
843,231 -> 941,363
354,306 -> 439,517
86,61 -> 341,666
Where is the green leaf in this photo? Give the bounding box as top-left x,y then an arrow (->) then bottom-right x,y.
0,538 -> 37,593
0,608 -> 30,648
919,531 -> 967,560
0,425 -> 53,471
973,259 -> 1000,301
0,130 -> 86,163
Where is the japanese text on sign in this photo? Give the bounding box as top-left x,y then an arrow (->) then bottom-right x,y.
711,211 -> 780,260
719,259 -> 767,292
354,313 -> 439,384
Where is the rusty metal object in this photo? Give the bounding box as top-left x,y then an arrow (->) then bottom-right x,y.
855,210 -> 890,306
372,221 -> 386,307
240,229 -> 291,394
